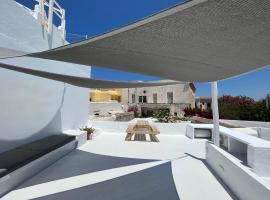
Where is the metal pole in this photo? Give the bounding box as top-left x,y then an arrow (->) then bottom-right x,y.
211,81 -> 220,147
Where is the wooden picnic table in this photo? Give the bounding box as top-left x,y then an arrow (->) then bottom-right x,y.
125,120 -> 160,142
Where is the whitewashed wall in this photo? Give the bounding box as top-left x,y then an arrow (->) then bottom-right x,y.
122,82 -> 195,106
0,0 -> 90,153
89,102 -> 123,116
89,121 -> 188,135
206,143 -> 270,200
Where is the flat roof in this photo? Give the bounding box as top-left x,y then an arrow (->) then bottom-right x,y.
3,133 -> 236,200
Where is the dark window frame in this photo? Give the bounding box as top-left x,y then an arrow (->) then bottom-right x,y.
167,92 -> 173,104
132,94 -> 136,103
153,93 -> 157,103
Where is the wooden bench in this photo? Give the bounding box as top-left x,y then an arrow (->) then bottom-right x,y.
149,124 -> 160,142
125,124 -> 136,141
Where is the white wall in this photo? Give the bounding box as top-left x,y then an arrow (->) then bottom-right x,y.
89,102 -> 123,116
257,128 -> 270,141
220,119 -> 270,129
122,82 -> 195,106
88,121 -> 188,135
206,143 -> 270,200
0,0 -> 89,153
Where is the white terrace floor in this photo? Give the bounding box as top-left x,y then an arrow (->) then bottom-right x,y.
3,133 -> 237,200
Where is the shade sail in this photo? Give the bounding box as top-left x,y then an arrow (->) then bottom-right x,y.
0,62 -> 181,88
0,47 -> 28,59
28,0 -> 270,82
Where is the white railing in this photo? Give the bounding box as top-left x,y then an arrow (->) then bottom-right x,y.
33,0 -> 66,40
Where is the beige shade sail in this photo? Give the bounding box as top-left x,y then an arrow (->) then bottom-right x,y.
25,0 -> 270,82
0,62 -> 182,88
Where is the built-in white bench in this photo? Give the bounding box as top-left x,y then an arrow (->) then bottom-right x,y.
186,124 -> 270,177
206,143 -> 270,200
0,135 -> 77,197
64,130 -> 87,147
186,124 -> 213,139
257,128 -> 270,141
220,126 -> 270,177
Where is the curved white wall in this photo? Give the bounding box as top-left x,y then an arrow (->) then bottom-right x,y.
0,0 -> 90,153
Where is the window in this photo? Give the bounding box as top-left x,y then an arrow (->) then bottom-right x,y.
167,92 -> 173,104
132,94 -> 135,103
153,93 -> 157,103
139,96 -> 143,103
139,96 -> 147,103
143,96 -> 147,103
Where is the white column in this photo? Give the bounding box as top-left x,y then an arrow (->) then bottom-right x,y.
211,81 -> 220,146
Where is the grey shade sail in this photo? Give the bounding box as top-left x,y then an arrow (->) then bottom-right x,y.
0,62 -> 181,88
28,0 -> 270,82
0,47 -> 28,59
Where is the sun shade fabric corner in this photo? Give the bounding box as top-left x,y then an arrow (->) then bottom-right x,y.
0,62 -> 182,88
27,0 -> 270,82
0,47 -> 28,59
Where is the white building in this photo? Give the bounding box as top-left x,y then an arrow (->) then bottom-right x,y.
122,81 -> 196,116
195,96 -> 212,111
0,0 -> 90,153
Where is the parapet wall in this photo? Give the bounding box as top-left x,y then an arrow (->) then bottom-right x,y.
88,121 -> 189,135
206,143 -> 270,200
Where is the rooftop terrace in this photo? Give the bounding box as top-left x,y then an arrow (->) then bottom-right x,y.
1,1 -> 270,199
3,119 -> 270,200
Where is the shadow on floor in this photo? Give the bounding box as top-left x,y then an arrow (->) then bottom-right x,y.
185,153 -> 239,200
33,162 -> 179,200
18,150 -> 158,189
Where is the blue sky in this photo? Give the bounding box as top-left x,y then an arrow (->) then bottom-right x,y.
17,0 -> 270,100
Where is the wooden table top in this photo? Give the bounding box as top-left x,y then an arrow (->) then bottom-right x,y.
127,120 -> 159,135
125,120 -> 160,142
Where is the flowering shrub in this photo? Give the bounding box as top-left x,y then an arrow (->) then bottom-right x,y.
127,106 -> 139,117
127,106 -> 138,112
219,95 -> 255,106
219,95 -> 267,121
183,107 -> 214,119
183,107 -> 197,116
184,95 -> 270,121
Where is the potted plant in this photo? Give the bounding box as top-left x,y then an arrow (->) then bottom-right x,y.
80,126 -> 95,140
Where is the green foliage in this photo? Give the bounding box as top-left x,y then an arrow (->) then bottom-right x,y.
184,95 -> 270,122
153,109 -> 169,118
80,126 -> 95,134
219,96 -> 270,122
184,107 -> 214,119
153,109 -> 187,123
